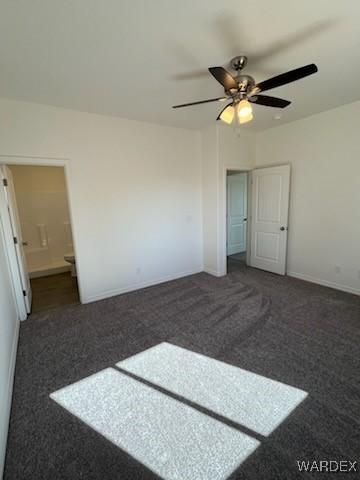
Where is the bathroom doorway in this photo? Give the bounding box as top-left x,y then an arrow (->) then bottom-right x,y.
2,164 -> 79,313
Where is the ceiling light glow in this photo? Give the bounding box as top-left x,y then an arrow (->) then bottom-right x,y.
219,105 -> 235,124
237,99 -> 253,124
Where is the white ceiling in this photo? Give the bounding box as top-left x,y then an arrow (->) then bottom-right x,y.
0,0 -> 359,131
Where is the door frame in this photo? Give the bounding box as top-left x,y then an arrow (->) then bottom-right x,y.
0,173 -> 28,320
0,155 -> 84,313
221,166 -> 252,276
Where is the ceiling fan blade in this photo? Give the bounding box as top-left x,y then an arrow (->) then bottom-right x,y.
253,64 -> 318,94
216,103 -> 233,120
249,95 -> 291,108
172,97 -> 227,109
208,67 -> 238,90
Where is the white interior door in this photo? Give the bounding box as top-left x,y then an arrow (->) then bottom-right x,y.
227,173 -> 247,256
250,165 -> 290,275
0,166 -> 32,313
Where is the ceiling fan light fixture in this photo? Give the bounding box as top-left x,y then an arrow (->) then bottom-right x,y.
239,111 -> 253,124
172,61 -> 317,128
237,99 -> 253,124
219,105 -> 235,124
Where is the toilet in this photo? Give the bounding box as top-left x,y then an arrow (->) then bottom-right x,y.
64,253 -> 77,277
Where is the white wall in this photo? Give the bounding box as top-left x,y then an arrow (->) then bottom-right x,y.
1,96 -> 359,303
201,125 -> 219,276
9,165 -> 73,275
218,126 -> 255,275
256,101 -> 360,294
201,124 -> 256,275
0,219 -> 20,477
0,98 -> 203,302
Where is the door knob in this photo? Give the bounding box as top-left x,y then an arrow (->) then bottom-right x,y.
280,226 -> 285,231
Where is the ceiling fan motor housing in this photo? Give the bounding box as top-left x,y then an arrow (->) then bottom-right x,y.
236,74 -> 256,94
226,74 -> 256,99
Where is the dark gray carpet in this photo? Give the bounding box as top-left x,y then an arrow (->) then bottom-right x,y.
4,259 -> 360,479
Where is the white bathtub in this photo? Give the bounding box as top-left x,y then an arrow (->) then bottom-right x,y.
25,246 -> 71,278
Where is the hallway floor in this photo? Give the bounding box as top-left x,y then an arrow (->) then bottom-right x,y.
227,252 -> 247,271
228,253 -> 247,262
30,272 -> 79,313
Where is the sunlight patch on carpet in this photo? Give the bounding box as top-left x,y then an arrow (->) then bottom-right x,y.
117,342 -> 308,436
51,368 -> 259,480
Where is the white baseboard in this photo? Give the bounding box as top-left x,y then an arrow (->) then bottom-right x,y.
0,318 -> 19,479
82,267 -> 204,304
203,268 -> 224,277
287,271 -> 360,296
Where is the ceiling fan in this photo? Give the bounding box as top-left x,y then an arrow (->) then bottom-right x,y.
172,56 -> 318,125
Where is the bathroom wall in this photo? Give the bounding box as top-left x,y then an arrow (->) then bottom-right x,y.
9,165 -> 73,277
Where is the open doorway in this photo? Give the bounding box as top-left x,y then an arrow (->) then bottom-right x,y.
222,165 -> 290,277
2,164 -> 79,314
226,170 -> 249,273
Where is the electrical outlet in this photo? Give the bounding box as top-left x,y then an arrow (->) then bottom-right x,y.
136,267 -> 141,275
334,265 -> 341,274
